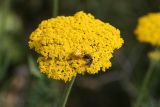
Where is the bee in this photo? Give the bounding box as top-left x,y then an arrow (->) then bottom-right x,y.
73,50 -> 93,66
83,54 -> 93,66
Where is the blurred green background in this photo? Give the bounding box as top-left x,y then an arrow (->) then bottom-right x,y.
0,0 -> 160,107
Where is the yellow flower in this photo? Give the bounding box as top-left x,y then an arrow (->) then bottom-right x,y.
135,13 -> 160,46
28,11 -> 124,82
148,50 -> 160,61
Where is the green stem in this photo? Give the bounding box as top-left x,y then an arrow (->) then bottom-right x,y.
53,0 -> 59,17
59,76 -> 76,107
0,0 -> 11,36
0,0 -> 11,73
133,60 -> 157,107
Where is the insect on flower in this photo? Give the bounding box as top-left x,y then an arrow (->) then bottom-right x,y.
28,11 -> 124,82
73,50 -> 93,66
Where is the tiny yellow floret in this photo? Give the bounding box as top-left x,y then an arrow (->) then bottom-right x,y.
28,11 -> 124,82
135,13 -> 160,46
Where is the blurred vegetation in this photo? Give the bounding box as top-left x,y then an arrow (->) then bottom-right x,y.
0,0 -> 160,107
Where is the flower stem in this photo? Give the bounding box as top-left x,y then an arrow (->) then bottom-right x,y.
53,0 -> 59,17
59,76 -> 76,107
0,0 -> 11,36
133,60 -> 157,107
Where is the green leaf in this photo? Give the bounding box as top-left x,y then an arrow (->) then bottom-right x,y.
28,55 -> 42,78
0,54 -> 10,80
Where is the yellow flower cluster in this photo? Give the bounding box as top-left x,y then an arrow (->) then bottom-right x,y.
148,50 -> 160,61
135,13 -> 160,46
28,11 -> 124,82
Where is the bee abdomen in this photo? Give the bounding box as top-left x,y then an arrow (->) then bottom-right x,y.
83,54 -> 93,66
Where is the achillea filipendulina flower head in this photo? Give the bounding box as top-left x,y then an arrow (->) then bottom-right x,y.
148,50 -> 160,61
29,11 -> 124,82
135,13 -> 160,46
